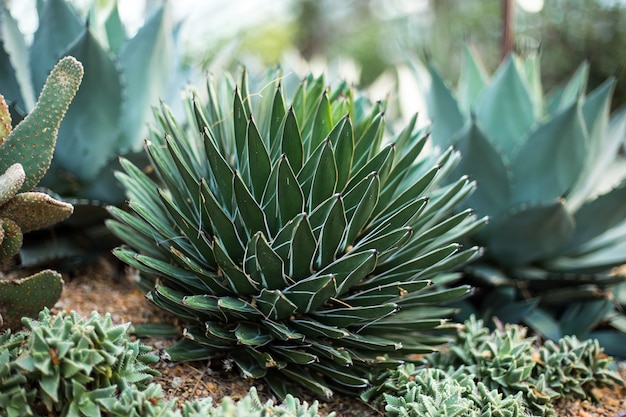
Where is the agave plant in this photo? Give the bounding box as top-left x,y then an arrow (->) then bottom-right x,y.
107,69 -> 487,398
414,45 -> 626,354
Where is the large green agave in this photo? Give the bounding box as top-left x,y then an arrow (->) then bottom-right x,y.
416,45 -> 626,354
107,69 -> 486,398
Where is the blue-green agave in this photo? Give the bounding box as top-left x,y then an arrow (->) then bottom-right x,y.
415,45 -> 626,354
107,68 -> 487,398
0,0 -> 176,205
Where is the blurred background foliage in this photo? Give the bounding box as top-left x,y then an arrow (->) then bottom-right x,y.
6,0 -> 626,106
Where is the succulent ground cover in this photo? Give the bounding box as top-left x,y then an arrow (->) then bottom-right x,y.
44,258 -> 626,417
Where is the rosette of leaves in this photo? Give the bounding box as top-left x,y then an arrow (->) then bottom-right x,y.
107,68 -> 487,398
0,56 -> 83,330
414,45 -> 626,354
0,309 -> 159,417
426,316 -> 624,417
376,366 -> 527,417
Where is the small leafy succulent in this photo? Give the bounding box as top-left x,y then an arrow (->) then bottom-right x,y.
415,45 -> 626,354
426,316 -> 624,416
0,308 -> 159,417
0,55 -> 83,330
108,68 -> 487,398
376,366 -> 528,417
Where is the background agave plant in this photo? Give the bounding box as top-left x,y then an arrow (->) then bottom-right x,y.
0,0 -> 179,268
414,45 -> 626,355
107,68 -> 487,398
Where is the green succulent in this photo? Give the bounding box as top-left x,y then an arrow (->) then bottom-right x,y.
1,0 -> 175,205
415,45 -> 626,354
107,68 -> 487,398
0,308 -> 159,417
426,316 -> 624,417
378,367 -> 527,417
0,55 -> 83,330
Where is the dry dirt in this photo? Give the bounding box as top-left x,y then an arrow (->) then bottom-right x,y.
50,256 -> 626,417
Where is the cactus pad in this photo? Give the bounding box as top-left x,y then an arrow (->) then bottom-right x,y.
0,56 -> 83,192
0,218 -> 23,260
0,163 -> 25,205
0,269 -> 63,330
0,192 -> 73,233
0,95 -> 10,144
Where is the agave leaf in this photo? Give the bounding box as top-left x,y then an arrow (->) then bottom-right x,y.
230,350 -> 267,379
203,127 -> 235,213
117,6 -> 172,152
281,368 -> 333,399
279,108 -> 304,172
234,171 -> 269,238
246,232 -> 288,289
245,118 -> 271,200
488,200 -> 575,266
367,244 -> 461,287
393,286 -> 471,309
308,340 -> 353,366
350,226 -> 412,258
590,330 -> 626,358
267,84 -> 286,154
569,81 -> 623,210
413,175 -> 475,233
353,112 -> 385,171
452,120 -> 510,219
510,101 -> 587,206
106,219 -> 165,261
234,324 -> 272,346
546,240 -> 626,273
271,212 -> 305,263
375,166 -> 438,223
312,303 -> 397,327
327,115 -> 354,191
212,237 -> 259,295
416,247 -> 482,280
149,286 -> 198,321
255,289 -> 297,320
312,194 -> 347,268
328,250 -> 378,297
0,5 -> 35,113
457,43 -> 488,113
29,0 -> 83,93
342,280 -> 431,307
309,363 -> 369,388
51,29 -> 123,183
165,338 -> 216,361
474,55 -> 535,155
270,345 -> 316,364
200,180 -> 244,260
290,318 -> 349,339
289,214 -> 316,280
546,62 -> 589,114
521,51 -> 544,117
261,320 -> 304,341
204,321 -> 237,342
422,60 -> 465,149
560,299 -> 614,337
283,274 -> 336,313
343,172 -> 380,244
309,139 -> 338,209
233,87 -> 249,165
271,156 -> 305,227
345,143 -> 395,193
217,296 -> 260,320
560,183 -> 626,254
308,92 -> 332,153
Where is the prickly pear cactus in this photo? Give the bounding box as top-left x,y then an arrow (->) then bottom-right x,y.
0,270 -> 63,330
0,56 -> 83,330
